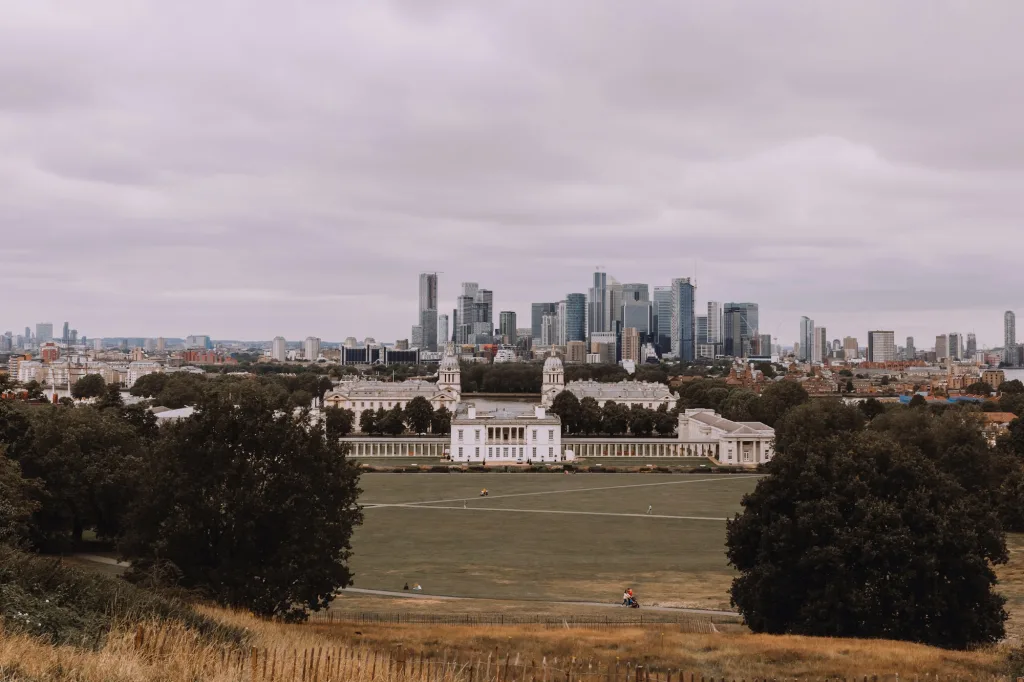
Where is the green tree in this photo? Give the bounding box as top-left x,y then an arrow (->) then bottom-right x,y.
430,406 -> 452,436
578,397 -> 602,435
909,394 -> 927,408
359,409 -> 378,435
379,405 -> 406,436
1001,393 -> 1024,417
727,430 -> 1007,649
965,381 -> 995,396
71,374 -> 107,399
756,381 -> 810,426
773,400 -> 865,455
845,379 -> 854,393
129,372 -> 168,398
839,369 -> 853,377
600,402 -> 629,436
720,389 -> 759,422
22,380 -> 44,401
0,454 -> 39,546
1001,379 -> 1024,395
627,405 -> 655,437
404,397 -> 434,434
549,391 -> 581,435
754,362 -> 777,380
121,394 -> 362,620
12,405 -> 145,549
654,404 -> 676,436
323,406 -> 355,440
858,397 -> 886,421
96,383 -> 125,410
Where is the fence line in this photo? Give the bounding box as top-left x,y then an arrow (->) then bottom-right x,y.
129,624 -> 1010,682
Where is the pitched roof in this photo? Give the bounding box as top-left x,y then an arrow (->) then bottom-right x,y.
565,380 -> 674,402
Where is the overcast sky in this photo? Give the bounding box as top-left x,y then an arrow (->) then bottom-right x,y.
3,2 -> 1023,347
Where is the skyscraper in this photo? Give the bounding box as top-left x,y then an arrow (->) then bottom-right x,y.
905,336 -> 915,360
966,332 -> 977,358
271,336 -> 287,362
844,336 -> 860,360
670,278 -> 696,361
418,273 -> 439,352
947,333 -> 962,361
867,331 -> 896,363
437,314 -> 449,348
812,327 -> 826,364
706,302 -> 723,345
653,287 -> 673,352
607,279 -> 624,330
531,302 -> 557,341
305,336 -> 321,361
36,323 -> 53,343
695,315 -> 709,345
1006,311 -> 1017,366
499,311 -> 517,344
723,303 -> 758,358
935,334 -> 948,362
588,271 -> 607,339
799,317 -> 815,362
565,293 -> 586,343
540,312 -> 558,347
622,327 -> 641,363
61,321 -> 69,344
457,282 -> 478,345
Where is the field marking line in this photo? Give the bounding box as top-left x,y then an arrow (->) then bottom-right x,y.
374,504 -> 728,521
362,475 -> 762,509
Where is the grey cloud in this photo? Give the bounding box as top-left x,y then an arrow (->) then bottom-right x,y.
1,1 -> 1022,345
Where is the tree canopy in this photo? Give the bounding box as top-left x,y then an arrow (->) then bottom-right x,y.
71,374 -> 107,399
120,393 -> 362,620
727,426 -> 1007,649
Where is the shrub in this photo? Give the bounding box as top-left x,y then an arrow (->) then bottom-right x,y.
0,546 -> 242,648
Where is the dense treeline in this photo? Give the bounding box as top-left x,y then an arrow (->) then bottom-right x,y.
0,386 -> 362,621
727,397 -> 1024,649
129,371 -> 333,410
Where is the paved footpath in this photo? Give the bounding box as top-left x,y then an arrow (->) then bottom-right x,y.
338,586 -> 738,617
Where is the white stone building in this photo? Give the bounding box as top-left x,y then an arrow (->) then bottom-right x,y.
323,343 -> 461,431
677,408 -> 775,466
540,352 -> 675,409
450,404 -> 567,464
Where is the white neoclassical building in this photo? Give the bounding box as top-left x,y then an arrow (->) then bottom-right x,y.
677,408 -> 775,466
541,352 -> 675,409
324,343 -> 461,431
450,404 -> 568,464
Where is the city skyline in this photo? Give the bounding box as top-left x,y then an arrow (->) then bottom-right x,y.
3,3 -> 1024,344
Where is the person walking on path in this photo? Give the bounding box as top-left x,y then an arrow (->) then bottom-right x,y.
646,505 -> 653,515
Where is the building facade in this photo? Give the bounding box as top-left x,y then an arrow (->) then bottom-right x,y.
867,331 -> 896,363
677,409 -> 775,467
450,405 -> 565,463
622,327 -> 641,363
588,271 -> 608,339
324,344 -> 461,431
564,293 -> 587,343
799,317 -> 814,362
724,303 -> 758,358
499,311 -> 517,345
304,336 -> 321,361
271,336 -> 287,362
670,277 -> 696,361
1006,311 -> 1017,367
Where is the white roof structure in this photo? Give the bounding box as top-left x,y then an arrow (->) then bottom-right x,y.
683,409 -> 772,437
325,379 -> 451,401
564,379 -> 674,403
153,406 -> 196,421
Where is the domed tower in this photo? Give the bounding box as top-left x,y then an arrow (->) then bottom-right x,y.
541,351 -> 564,407
437,342 -> 461,400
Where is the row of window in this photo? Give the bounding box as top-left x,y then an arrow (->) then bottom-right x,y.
456,428 -> 555,442
456,446 -> 556,458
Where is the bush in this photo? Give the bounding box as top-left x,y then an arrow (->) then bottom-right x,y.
0,546 -> 242,648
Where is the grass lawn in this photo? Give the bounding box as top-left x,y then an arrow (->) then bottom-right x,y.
349,473 -> 759,611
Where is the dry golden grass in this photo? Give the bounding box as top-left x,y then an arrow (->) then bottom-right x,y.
0,604 -> 1015,681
